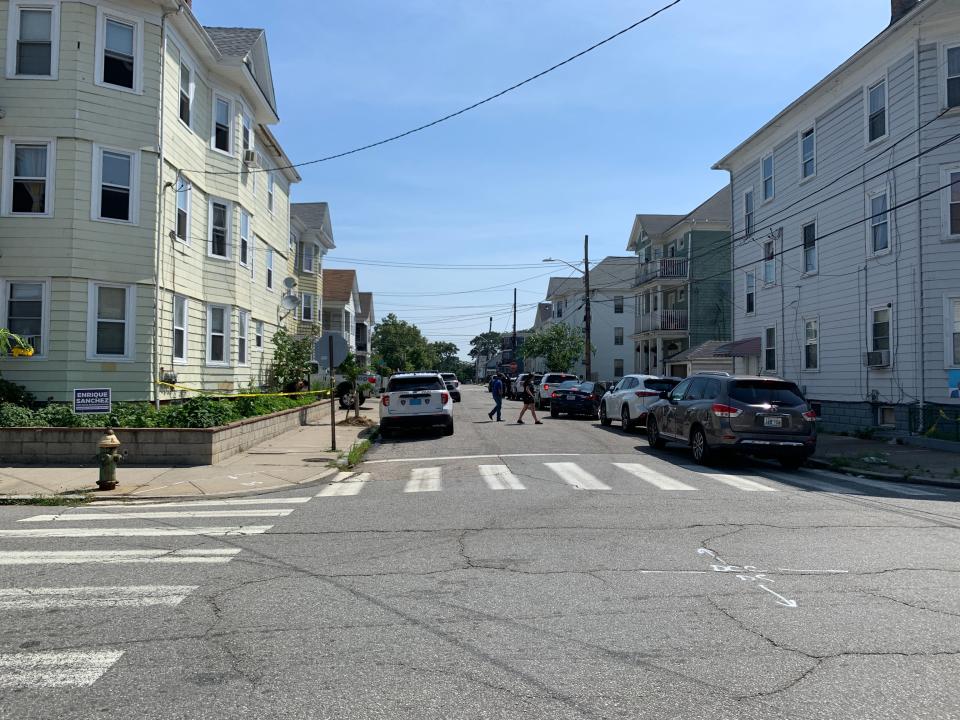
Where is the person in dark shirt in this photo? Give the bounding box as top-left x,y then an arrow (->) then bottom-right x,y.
488,375 -> 504,421
516,376 -> 543,425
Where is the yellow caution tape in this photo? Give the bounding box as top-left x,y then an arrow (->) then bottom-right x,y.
155,380 -> 332,399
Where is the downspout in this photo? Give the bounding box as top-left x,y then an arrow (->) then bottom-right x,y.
914,27 -> 925,430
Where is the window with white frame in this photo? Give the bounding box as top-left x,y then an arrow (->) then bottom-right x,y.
802,221 -> 817,273
614,295 -> 623,314
762,153 -> 774,201
614,359 -> 624,378
289,231 -> 297,255
804,318 -> 819,370
744,189 -> 754,237
237,310 -> 249,366
213,94 -> 232,153
950,299 -> 960,366
4,280 -> 46,356
800,127 -> 816,179
301,293 -> 314,322
178,52 -> 193,127
869,191 -> 889,253
267,172 -> 275,213
239,210 -> 250,267
764,326 -> 777,371
94,147 -> 137,223
763,239 -> 776,284
208,200 -> 230,258
88,283 -> 134,360
5,139 -> 53,215
948,46 -> 960,109
745,271 -> 756,314
241,108 -> 253,153
614,327 -> 624,346
867,79 -> 887,142
8,2 -> 58,78
299,241 -> 315,273
254,320 -> 264,350
175,182 -> 190,242
173,295 -> 187,363
265,247 -> 274,290
944,168 -> 960,238
98,13 -> 138,91
206,304 -> 229,365
871,307 -> 890,352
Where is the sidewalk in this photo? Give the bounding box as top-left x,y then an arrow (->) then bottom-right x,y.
810,433 -> 960,487
0,405 -> 378,500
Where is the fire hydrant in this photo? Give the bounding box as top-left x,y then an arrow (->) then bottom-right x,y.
96,429 -> 122,490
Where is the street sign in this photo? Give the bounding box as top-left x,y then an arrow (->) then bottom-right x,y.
74,388 -> 111,414
314,332 -> 349,369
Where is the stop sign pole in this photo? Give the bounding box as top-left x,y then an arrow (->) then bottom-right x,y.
329,334 -> 336,452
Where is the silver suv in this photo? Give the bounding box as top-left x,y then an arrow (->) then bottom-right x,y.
645,373 -> 817,468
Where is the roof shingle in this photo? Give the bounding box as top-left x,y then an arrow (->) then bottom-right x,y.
203,27 -> 263,58
322,269 -> 357,303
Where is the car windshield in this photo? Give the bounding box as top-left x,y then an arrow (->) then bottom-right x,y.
577,382 -> 597,393
388,377 -> 444,392
644,378 -> 680,393
729,380 -> 805,406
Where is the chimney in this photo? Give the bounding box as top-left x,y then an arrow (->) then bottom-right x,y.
890,0 -> 919,25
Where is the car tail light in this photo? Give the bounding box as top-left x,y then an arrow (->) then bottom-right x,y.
543,384 -> 550,391
382,395 -> 390,407
551,392 -> 559,399
802,410 -> 817,422
441,392 -> 449,404
711,403 -> 742,418
368,377 -> 376,383
588,394 -> 596,400
635,391 -> 659,398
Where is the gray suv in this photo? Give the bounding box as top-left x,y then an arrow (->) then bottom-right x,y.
645,373 -> 817,468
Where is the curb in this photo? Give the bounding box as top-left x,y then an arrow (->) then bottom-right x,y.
807,457 -> 960,490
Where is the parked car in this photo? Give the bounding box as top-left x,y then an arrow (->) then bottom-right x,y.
549,381 -> 606,419
379,372 -> 454,439
535,373 -> 580,409
600,374 -> 681,432
440,372 -> 462,402
645,373 -> 817,468
510,373 -> 541,400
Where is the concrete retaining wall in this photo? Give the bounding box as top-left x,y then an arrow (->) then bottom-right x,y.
812,400 -> 912,435
0,402 -> 329,466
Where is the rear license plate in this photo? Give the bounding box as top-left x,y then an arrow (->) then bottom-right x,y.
566,395 -> 576,400
409,398 -> 421,406
763,416 -> 782,428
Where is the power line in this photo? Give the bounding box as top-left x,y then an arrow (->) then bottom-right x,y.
325,256 -> 573,270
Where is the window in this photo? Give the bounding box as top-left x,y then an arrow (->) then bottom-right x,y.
555,301 -> 563,319
614,327 -> 624,346
4,281 -> 45,356
802,221 -> 817,273
94,147 -> 137,223
179,54 -> 193,126
5,140 -> 52,215
762,153 -> 774,201
208,200 -> 230,259
239,210 -> 250,267
871,308 -> 890,352
299,241 -> 315,273
804,319 -> 819,370
175,182 -> 190,242
265,247 -> 274,290
173,295 -> 187,363
241,108 -> 253,153
301,293 -> 314,322
614,359 -> 624,378
267,172 -> 275,213
764,326 -> 777,371
7,2 -> 58,78
100,16 -> 136,90
213,95 -> 232,153
870,191 -> 889,253
879,406 -> 896,427
745,271 -> 756,314
289,232 -> 298,255
206,305 -> 228,365
87,283 -> 134,360
237,310 -> 249,366
948,298 -> 960,366
763,239 -> 776,284
800,127 -> 815,179
948,46 -> 960,109
944,169 -> 960,238
614,295 -> 624,314
868,79 -> 887,142
255,320 -> 264,350
744,190 -> 754,237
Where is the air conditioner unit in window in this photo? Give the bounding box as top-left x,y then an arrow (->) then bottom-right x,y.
862,350 -> 891,368
242,149 -> 258,166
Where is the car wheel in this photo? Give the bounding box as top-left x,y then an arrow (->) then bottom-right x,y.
600,402 -> 612,426
647,417 -> 666,449
550,406 -> 559,418
443,421 -> 454,437
690,427 -> 712,465
621,407 -> 634,433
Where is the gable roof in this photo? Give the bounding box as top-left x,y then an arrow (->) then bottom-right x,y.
626,185 -> 731,251
291,202 -> 335,248
546,276 -> 583,299
588,256 -> 636,289
358,292 -> 374,321
665,340 -> 734,363
322,268 -> 357,303
203,27 -> 264,58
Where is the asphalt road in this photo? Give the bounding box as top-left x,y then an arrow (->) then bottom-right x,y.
2,384 -> 960,719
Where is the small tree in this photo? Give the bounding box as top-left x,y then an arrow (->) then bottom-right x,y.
336,352 -> 367,419
520,324 -> 593,373
270,328 -> 316,391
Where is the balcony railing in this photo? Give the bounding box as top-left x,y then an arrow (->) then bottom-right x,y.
636,258 -> 689,285
636,309 -> 688,334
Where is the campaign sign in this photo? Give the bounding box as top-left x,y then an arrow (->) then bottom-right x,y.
74,388 -> 112,414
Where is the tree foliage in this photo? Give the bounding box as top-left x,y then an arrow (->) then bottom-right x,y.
519,324 -> 592,372
468,331 -> 503,360
336,352 -> 367,418
429,341 -> 461,373
371,314 -> 433,373
269,328 -> 316,391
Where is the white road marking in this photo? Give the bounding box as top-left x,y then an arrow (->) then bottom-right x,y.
405,467 -> 441,493
762,471 -> 862,495
697,472 -> 777,492
19,510 -> 294,522
92,497 -> 312,508
613,463 -> 697,490
0,526 -> 272,538
478,465 -> 526,490
805,469 -> 944,497
316,473 -> 369,497
0,586 -> 197,610
544,462 -> 610,490
757,583 -> 798,608
366,453 -> 581,464
0,650 -> 124,688
0,549 -> 240,565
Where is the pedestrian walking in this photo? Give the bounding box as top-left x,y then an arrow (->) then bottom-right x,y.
488,374 -> 504,421
517,375 -> 543,425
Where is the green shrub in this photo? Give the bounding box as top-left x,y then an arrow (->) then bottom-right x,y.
161,397 -> 242,429
35,404 -> 88,427
0,378 -> 35,406
0,402 -> 40,427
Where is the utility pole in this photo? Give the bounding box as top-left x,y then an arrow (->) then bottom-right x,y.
583,234 -> 592,381
512,288 -> 517,367
489,316 -> 492,333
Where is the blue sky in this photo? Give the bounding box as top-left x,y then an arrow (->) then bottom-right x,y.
200,0 -> 893,357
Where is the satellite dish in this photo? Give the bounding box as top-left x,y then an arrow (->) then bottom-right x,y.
282,276 -> 297,290
280,294 -> 300,311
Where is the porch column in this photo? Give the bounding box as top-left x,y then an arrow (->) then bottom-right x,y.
656,336 -> 664,375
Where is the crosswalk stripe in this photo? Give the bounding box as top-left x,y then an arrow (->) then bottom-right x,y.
762,471 -> 859,494
0,586 -> 197,610
544,462 -> 610,490
0,549 -> 241,565
612,463 -> 696,490
478,465 -> 526,490
697,472 -> 777,492
405,467 -> 441,493
93,497 -> 312,509
316,473 -> 369,497
19,510 -> 294,522
0,526 -> 272,538
805,469 -> 944,497
0,651 -> 124,688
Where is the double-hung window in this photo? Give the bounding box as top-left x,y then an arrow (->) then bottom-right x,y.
99,14 -> 137,90
614,359 -> 624,378
868,79 -> 887,142
238,210 -> 251,267
237,310 -> 249,366
241,108 -> 253,153
267,172 -> 275,213
950,299 -> 960,367
764,327 -> 777,372
804,319 -> 819,370
265,248 -> 274,290
94,147 -> 137,223
206,305 -> 229,365
87,282 -> 134,360
301,293 -> 314,322
299,241 -> 315,273
254,320 -> 264,350
745,271 -> 756,314
763,239 -> 776,284
4,281 -> 46,356
871,308 -> 891,352
175,182 -> 190,242
870,191 -> 889,253
947,46 -> 960,109
208,200 -> 230,259
213,95 -> 232,153
744,190 -> 754,238
172,295 -> 187,363
944,168 -> 960,238
8,2 -> 58,78
800,128 -> 815,180
762,153 -> 774,201
802,221 -> 817,273
5,139 -> 52,215
614,295 -> 624,314
179,54 -> 193,127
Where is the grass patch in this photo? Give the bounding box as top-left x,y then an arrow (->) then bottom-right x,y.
0,493 -> 92,506
344,439 -> 372,469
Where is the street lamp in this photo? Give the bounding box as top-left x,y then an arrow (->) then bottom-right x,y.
542,235 -> 592,381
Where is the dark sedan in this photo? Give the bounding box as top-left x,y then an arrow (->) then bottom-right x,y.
549,381 -> 607,419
